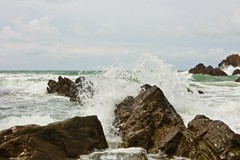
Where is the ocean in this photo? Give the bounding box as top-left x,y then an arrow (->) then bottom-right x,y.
0,54 -> 240,159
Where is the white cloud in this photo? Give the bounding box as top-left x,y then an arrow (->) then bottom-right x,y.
0,0 -> 240,70
0,16 -> 58,43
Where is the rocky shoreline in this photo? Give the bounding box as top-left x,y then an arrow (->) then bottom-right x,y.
189,54 -> 240,82
1,54 -> 240,159
1,83 -> 240,159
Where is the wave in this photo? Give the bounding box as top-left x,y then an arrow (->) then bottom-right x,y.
0,53 -> 240,140
221,65 -> 240,75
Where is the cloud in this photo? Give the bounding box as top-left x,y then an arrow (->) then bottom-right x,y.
0,0 -> 240,70
0,16 -> 58,43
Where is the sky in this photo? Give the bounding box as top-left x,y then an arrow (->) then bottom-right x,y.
1,0 -> 240,70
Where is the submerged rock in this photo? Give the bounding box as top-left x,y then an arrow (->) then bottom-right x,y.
189,63 -> 227,76
114,84 -> 185,154
47,76 -> 94,104
86,147 -> 148,160
0,116 -> 108,160
114,85 -> 240,159
218,54 -> 240,68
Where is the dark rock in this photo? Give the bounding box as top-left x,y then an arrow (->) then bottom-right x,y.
189,63 -> 227,76
187,88 -> 193,93
218,54 -> 240,68
235,78 -> 240,82
114,84 -> 185,154
115,85 -> 240,159
47,76 -> 73,96
0,116 -> 108,159
198,90 -> 204,94
176,115 -> 240,160
47,76 -> 94,104
233,69 -> 240,75
187,88 -> 204,94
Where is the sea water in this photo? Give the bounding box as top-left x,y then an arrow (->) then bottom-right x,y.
0,54 -> 240,159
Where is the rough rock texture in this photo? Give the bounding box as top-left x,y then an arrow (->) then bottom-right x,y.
235,77 -> 240,82
218,54 -> 240,68
233,69 -> 240,75
115,85 -> 240,159
0,116 -> 108,160
176,115 -> 240,160
47,76 -> 94,104
189,63 -> 227,76
47,76 -> 73,96
114,84 -> 185,154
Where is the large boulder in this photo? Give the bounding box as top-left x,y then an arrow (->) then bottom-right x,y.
218,54 -> 240,68
47,76 -> 94,104
189,63 -> 227,76
176,115 -> 240,160
114,84 -> 186,154
0,116 -> 108,160
114,85 -> 240,159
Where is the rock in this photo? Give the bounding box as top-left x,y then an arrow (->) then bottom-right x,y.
47,76 -> 94,104
114,84 -> 185,154
47,76 -> 73,96
114,85 -> 240,159
86,147 -> 148,160
176,115 -> 240,160
198,90 -> 204,94
218,54 -> 240,68
0,116 -> 108,159
233,69 -> 240,75
235,78 -> 240,82
189,63 -> 227,76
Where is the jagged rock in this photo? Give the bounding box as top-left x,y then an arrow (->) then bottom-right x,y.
114,85 -> 240,159
47,76 -> 73,96
47,76 -> 94,104
176,115 -> 240,160
0,116 -> 108,160
218,54 -> 240,68
189,63 -> 227,76
235,78 -> 240,82
114,84 -> 185,154
233,69 -> 240,75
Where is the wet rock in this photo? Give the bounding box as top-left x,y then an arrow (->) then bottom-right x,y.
218,54 -> 240,68
86,147 -> 148,160
235,78 -> 240,82
115,85 -> 240,159
198,90 -> 204,94
0,116 -> 108,160
47,76 -> 73,96
114,84 -> 185,154
176,115 -> 240,160
47,76 -> 94,104
233,69 -> 240,75
189,63 -> 227,76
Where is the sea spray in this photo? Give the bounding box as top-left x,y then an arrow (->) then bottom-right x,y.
80,54 -> 202,142
0,54 -> 239,143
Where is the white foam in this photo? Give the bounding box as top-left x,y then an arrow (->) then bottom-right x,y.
0,115 -> 55,130
222,65 -> 240,75
80,54 -> 200,141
